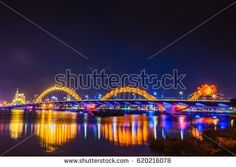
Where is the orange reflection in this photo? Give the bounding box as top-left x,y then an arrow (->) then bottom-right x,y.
35,111 -> 77,152
191,127 -> 203,140
100,116 -> 150,146
9,109 -> 24,140
192,117 -> 219,141
193,118 -> 219,125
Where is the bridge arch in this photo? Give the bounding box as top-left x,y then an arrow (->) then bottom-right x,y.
35,85 -> 82,103
101,87 -> 156,101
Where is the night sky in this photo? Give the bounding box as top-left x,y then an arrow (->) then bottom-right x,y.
0,0 -> 235,100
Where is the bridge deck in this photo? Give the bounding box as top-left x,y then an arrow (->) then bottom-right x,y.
0,99 -> 233,109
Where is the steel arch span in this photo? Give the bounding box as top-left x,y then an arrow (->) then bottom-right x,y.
35,85 -> 82,103
101,87 -> 157,101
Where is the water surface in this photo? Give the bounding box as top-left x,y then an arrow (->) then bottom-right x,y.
0,109 -> 235,156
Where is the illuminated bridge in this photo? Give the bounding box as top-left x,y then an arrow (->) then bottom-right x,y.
0,84 -> 236,114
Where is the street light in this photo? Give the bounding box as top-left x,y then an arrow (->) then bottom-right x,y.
98,94 -> 102,99
85,95 -> 89,100
51,96 -> 58,101
212,94 -> 216,100
179,91 -> 183,100
161,91 -> 164,99
153,92 -> 157,98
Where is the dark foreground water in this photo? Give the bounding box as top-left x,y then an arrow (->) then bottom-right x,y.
0,109 -> 235,156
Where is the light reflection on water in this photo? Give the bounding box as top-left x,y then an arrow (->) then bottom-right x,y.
9,110 -> 24,140
100,115 -> 149,146
35,111 -> 78,152
0,109 -> 235,155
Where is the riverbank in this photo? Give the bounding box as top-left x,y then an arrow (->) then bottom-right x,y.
150,128 -> 236,156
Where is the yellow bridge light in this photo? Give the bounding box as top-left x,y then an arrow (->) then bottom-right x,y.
101,87 -> 156,101
35,85 -> 82,103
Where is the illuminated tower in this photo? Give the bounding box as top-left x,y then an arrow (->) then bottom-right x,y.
11,88 -> 27,105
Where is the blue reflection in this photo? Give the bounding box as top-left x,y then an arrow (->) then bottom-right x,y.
218,119 -> 230,129
84,123 -> 87,139
180,129 -> 184,140
162,102 -> 172,108
160,115 -> 172,131
218,103 -> 229,107
147,110 -> 155,117
162,128 -> 166,139
197,124 -> 204,132
93,125 -> 97,138
195,103 -> 205,107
